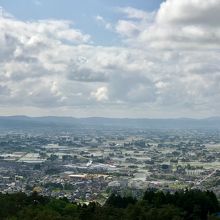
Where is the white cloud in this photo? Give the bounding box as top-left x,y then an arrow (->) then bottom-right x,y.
115,20 -> 140,37
157,0 -> 220,27
117,7 -> 150,20
91,87 -> 108,102
112,1 -> 220,50
1,2 -> 220,118
95,15 -> 113,30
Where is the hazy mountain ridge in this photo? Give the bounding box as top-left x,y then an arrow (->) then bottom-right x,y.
0,116 -> 220,129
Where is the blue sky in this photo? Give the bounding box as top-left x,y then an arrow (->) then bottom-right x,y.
0,0 -> 164,45
0,0 -> 220,118
0,0 -> 163,19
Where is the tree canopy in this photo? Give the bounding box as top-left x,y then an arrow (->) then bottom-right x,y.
0,189 -> 219,220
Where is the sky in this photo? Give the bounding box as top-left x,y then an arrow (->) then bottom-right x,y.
0,0 -> 220,118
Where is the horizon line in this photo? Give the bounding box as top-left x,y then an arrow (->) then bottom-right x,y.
0,115 -> 220,120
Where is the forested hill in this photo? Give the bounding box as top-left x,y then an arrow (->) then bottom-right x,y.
0,189 -> 219,220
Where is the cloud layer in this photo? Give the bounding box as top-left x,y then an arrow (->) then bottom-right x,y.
0,0 -> 220,118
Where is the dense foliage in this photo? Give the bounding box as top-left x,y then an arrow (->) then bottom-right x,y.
0,189 -> 219,220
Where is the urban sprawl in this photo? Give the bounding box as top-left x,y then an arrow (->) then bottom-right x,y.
0,128 -> 219,203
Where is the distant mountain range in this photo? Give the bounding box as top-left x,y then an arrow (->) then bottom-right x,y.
0,115 -> 220,130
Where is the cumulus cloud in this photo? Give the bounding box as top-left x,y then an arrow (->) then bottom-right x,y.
157,0 -> 220,27
91,87 -> 108,102
112,1 -> 220,50
0,1 -> 220,117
